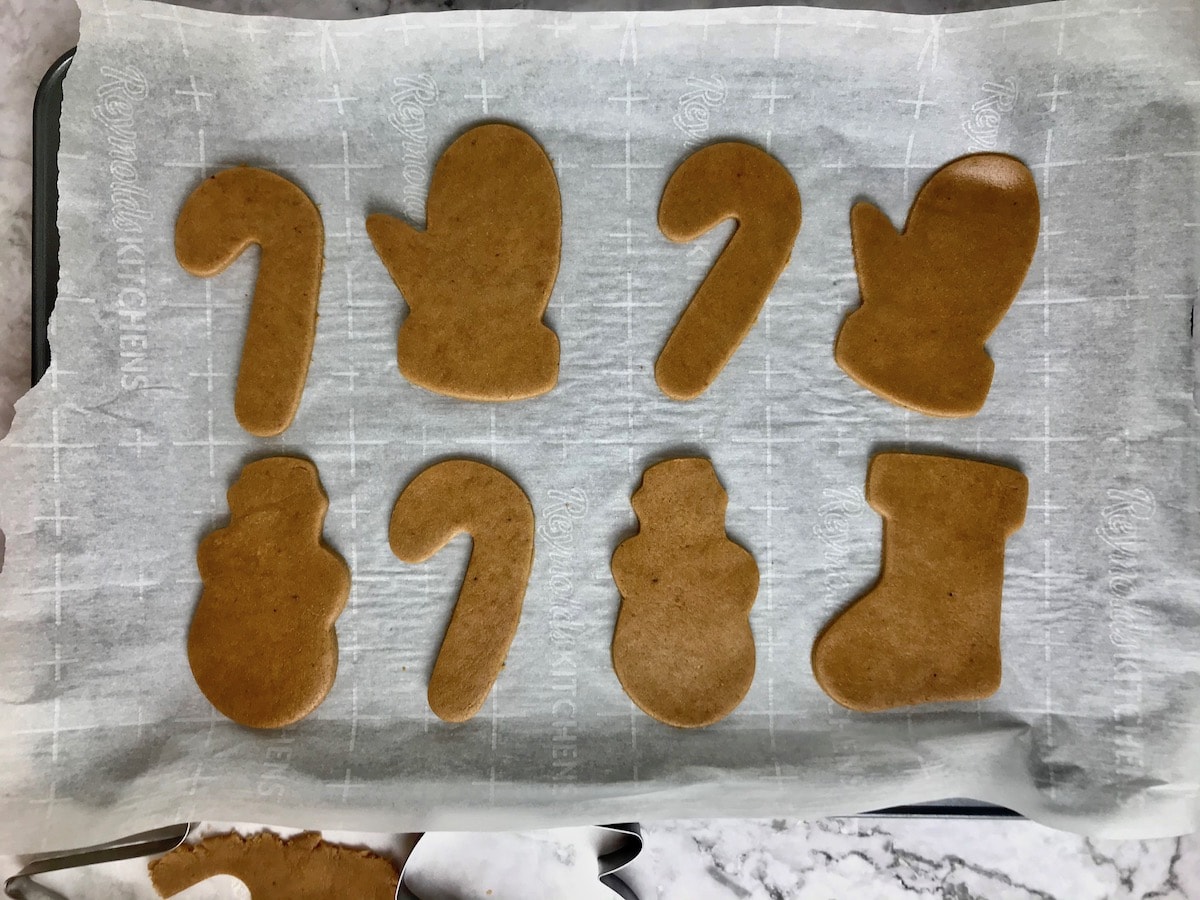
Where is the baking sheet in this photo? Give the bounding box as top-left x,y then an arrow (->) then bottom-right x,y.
0,0 -> 1197,851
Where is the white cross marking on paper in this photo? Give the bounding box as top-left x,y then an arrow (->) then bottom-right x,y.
310,410 -> 389,480
748,404 -> 790,752
237,18 -> 269,42
834,17 -> 876,33
164,128 -> 209,180
1028,129 -> 1083,197
770,8 -> 812,60
7,409 -> 98,484
141,5 -> 210,59
540,15 -> 575,38
317,84 -> 359,116
464,79 -> 503,115
818,424 -> 862,457
385,16 -> 425,46
1040,216 -> 1066,254
442,10 -> 516,65
916,17 -> 943,71
592,132 -> 659,204
117,570 -> 157,607
619,14 -> 639,66
608,218 -> 649,255
99,0 -> 126,34
608,81 -> 648,116
318,22 -> 341,72
753,77 -> 792,116
307,129 -> 382,203
1105,150 -> 1155,164
119,427 -> 158,459
896,81 -> 936,120
1037,74 -> 1070,113
188,352 -> 228,393
46,356 -> 76,392
901,132 -> 916,200
172,408 -> 242,478
34,498 -> 76,539
175,75 -> 213,113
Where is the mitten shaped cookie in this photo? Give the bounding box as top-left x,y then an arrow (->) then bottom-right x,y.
812,453 -> 1028,712
835,153 -> 1039,417
149,831 -> 398,900
188,457 -> 349,729
611,458 -> 759,728
367,124 -> 561,401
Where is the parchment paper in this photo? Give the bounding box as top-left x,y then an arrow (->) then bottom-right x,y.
1,0 -> 1197,852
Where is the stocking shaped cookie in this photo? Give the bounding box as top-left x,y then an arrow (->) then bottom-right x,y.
149,832 -> 398,900
390,460 -> 534,723
611,458 -> 759,728
188,457 -> 349,729
812,453 -> 1028,712
367,124 -> 561,401
835,153 -> 1039,417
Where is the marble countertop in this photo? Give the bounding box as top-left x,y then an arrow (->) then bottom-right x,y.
1,0 -> 1197,897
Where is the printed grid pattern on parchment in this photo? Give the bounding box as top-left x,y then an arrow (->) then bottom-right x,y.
0,0 -> 1197,851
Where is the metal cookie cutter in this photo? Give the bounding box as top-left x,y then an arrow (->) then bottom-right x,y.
5,824 -> 193,900
5,823 -> 643,900
397,823 -> 644,900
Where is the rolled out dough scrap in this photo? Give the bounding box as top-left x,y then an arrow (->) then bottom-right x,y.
835,153 -> 1039,417
367,123 -> 561,401
389,459 -> 534,723
656,141 -> 801,400
176,166 -> 324,437
149,831 -> 398,900
811,452 -> 1028,712
189,457 -> 349,729
611,458 -> 759,728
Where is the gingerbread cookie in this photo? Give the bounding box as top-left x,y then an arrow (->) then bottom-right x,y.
149,831 -> 398,900
176,166 -> 324,437
835,153 -> 1039,417
189,457 -> 349,729
611,458 -> 759,728
656,142 -> 801,400
389,460 -> 534,723
811,452 -> 1028,712
367,124 -> 561,401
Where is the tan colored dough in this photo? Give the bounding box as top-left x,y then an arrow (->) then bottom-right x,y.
367,124 -> 560,401
149,831 -> 398,900
175,166 -> 324,437
389,459 -> 534,723
189,457 -> 349,729
611,458 -> 759,728
811,452 -> 1028,712
835,153 -> 1039,417
656,142 -> 801,400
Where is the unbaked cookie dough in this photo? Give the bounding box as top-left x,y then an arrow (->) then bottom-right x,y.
611,458 -> 759,728
176,166 -> 324,437
656,142 -> 801,400
812,452 -> 1028,712
149,831 -> 398,900
189,457 -> 349,729
835,153 -> 1039,417
367,123 -> 561,401
389,459 -> 534,723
